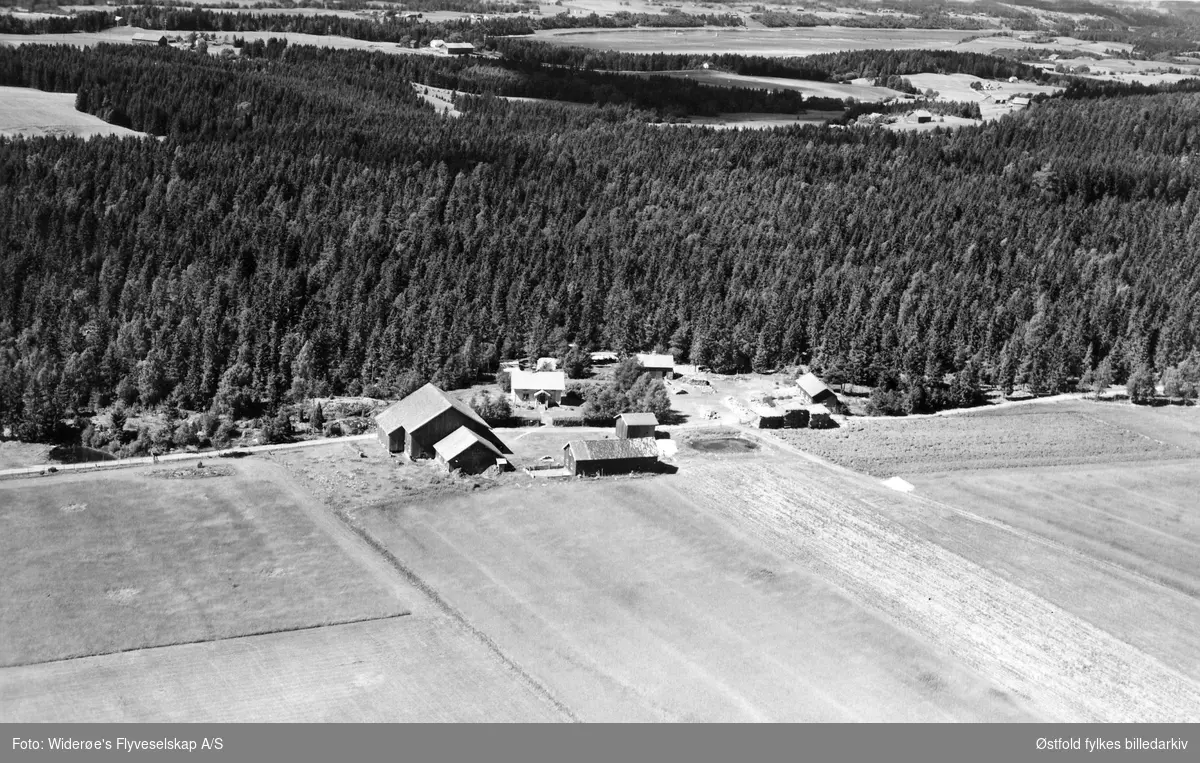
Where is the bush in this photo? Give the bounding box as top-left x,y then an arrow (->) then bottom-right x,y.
1126,367 -> 1157,405
322,420 -> 344,438
470,390 -> 513,424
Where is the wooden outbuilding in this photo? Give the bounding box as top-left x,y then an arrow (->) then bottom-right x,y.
807,404 -> 835,429
796,372 -> 842,412
433,427 -> 505,475
615,412 -> 658,439
636,353 -> 675,380
562,438 -> 658,477
374,383 -> 508,460
444,42 -> 475,56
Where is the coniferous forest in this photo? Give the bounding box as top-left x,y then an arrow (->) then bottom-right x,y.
2,41 -> 1200,440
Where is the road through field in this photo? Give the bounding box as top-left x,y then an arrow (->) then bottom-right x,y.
675,453 -> 1200,722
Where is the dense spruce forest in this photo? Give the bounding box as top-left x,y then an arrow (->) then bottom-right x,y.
2,42 -> 1200,441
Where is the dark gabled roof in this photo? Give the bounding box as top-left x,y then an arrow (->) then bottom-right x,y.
433,427 -> 502,461
616,412 -> 659,427
796,372 -> 834,399
563,438 -> 659,462
374,383 -> 487,435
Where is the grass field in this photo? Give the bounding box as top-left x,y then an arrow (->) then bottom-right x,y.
0,85 -> 147,139
776,401 -> 1197,476
533,26 -> 980,55
645,69 -> 902,102
0,460 -> 407,666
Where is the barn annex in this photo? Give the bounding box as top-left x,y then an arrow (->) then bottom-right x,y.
796,372 -> 842,412
636,354 -> 675,380
433,427 -> 505,475
374,383 -> 509,460
562,438 -> 659,477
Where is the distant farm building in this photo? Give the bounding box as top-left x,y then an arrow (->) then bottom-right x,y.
1011,96 -> 1031,109
132,33 -> 168,45
374,383 -> 509,460
510,370 -> 566,408
444,42 -> 475,56
807,404 -> 835,429
795,372 -> 842,412
615,412 -> 658,439
562,438 -> 659,477
912,109 -> 933,124
636,353 -> 675,380
590,351 -> 618,365
433,427 -> 505,475
430,39 -> 446,49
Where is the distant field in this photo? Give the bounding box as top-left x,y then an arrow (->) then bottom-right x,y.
777,401 -> 1196,476
532,26 -> 979,55
647,69 -> 901,102
0,440 -> 51,470
0,86 -> 146,139
0,461 -> 407,666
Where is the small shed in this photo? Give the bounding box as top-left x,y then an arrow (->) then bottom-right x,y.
913,109 -> 933,124
1011,96 -> 1031,109
807,404 -> 835,429
636,353 -> 675,380
433,427 -> 504,475
615,412 -> 658,439
563,438 -> 659,477
444,42 -> 475,56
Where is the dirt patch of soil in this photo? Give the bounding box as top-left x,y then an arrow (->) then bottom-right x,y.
689,437 -> 759,453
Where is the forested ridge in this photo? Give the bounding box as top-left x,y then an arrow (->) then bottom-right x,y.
2,42 -> 1200,439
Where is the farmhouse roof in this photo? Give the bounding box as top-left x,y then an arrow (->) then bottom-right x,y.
433,427 -> 502,461
1011,96 -> 1031,106
807,404 -> 832,415
616,412 -> 658,427
374,383 -> 487,435
796,372 -> 832,398
912,109 -> 933,118
636,353 -> 675,370
511,370 -> 566,392
563,438 -> 659,462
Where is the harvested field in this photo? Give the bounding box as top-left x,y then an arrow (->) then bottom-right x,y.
676,449 -> 1200,721
0,615 -> 568,722
0,85 -> 147,139
349,467 -> 1040,721
776,402 -> 1195,476
0,460 -> 407,666
645,69 -> 900,102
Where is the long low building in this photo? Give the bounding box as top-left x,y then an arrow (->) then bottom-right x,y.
562,438 -> 658,477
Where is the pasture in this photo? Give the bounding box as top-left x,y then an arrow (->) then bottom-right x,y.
0,85 -> 147,139
0,460 -> 407,666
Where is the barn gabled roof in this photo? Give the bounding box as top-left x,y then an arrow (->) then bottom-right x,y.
563,438 -> 659,462
433,427 -> 502,461
636,353 -> 675,370
374,383 -> 487,435
796,372 -> 833,399
616,412 -> 659,427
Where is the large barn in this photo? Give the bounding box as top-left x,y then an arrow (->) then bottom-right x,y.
433,427 -> 505,475
374,383 -> 508,460
795,372 -> 841,412
562,438 -> 659,477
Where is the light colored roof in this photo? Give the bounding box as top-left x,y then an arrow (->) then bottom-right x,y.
807,404 -> 831,415
912,109 -> 933,118
374,383 -> 487,435
563,438 -> 659,462
616,412 -> 658,427
636,353 -> 675,370
511,370 -> 566,392
1011,96 -> 1031,105
535,357 -> 558,370
132,33 -> 165,41
590,351 -> 618,362
433,427 -> 502,461
796,372 -> 833,398
444,42 -> 474,50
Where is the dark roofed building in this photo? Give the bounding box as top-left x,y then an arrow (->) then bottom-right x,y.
433,427 -> 504,475
375,383 -> 509,460
444,42 -> 474,56
563,438 -> 658,477
796,372 -> 842,412
615,412 -> 658,439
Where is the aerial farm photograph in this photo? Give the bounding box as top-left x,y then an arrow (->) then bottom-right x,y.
1,0 -> 1199,727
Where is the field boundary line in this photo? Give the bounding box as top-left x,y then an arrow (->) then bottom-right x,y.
0,612 -> 410,670
334,508 -> 582,723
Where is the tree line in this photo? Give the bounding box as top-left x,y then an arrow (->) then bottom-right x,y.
2,42 -> 1200,442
